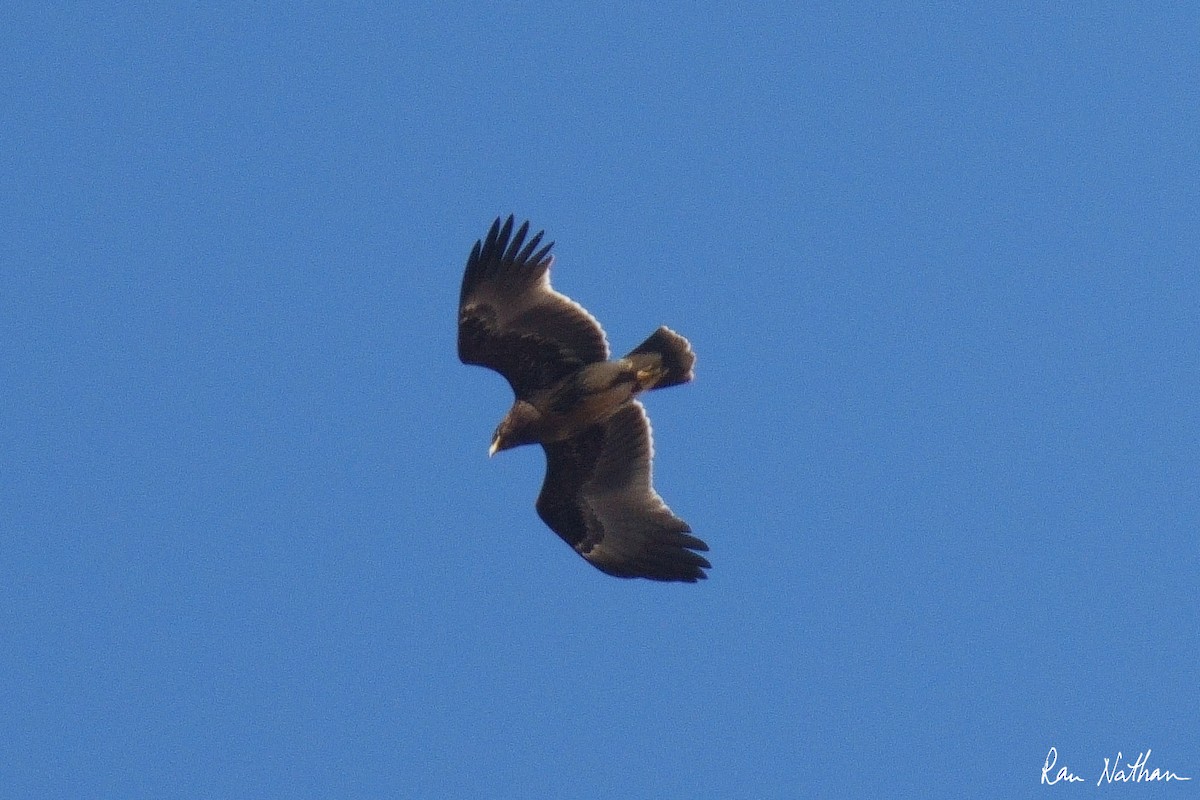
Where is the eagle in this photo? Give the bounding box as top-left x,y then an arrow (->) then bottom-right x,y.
457,216 -> 710,582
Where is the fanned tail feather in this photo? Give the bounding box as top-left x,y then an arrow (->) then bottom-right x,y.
626,326 -> 695,390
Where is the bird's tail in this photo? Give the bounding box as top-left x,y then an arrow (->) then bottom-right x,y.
626,326 -> 696,391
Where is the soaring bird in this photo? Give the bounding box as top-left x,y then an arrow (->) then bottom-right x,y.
457,216 -> 710,582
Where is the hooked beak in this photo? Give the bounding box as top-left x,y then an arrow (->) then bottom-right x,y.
488,439 -> 499,458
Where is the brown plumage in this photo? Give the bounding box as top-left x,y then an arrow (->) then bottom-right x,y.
458,216 -> 709,581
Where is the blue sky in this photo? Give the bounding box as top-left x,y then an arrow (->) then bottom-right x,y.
4,3 -> 1197,797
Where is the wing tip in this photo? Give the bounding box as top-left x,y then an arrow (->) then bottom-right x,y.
461,215 -> 555,304
482,215 -> 552,268
585,537 -> 712,582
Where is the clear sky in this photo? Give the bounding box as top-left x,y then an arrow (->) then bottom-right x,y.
4,3 -> 1197,798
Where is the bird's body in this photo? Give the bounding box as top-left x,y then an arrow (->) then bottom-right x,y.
491,332 -> 686,450
458,216 -> 709,582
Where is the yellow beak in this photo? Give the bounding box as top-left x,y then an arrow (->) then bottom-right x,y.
488,440 -> 499,458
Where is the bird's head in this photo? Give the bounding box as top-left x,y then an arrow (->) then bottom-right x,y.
489,400 -> 542,457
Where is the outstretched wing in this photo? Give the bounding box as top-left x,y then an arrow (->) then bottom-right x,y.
458,216 -> 609,399
536,402 -> 709,582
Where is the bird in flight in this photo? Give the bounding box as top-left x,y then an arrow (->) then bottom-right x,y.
457,216 -> 710,582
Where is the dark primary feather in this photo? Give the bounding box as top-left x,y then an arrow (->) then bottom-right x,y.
458,216 -> 609,399
536,402 -> 710,582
